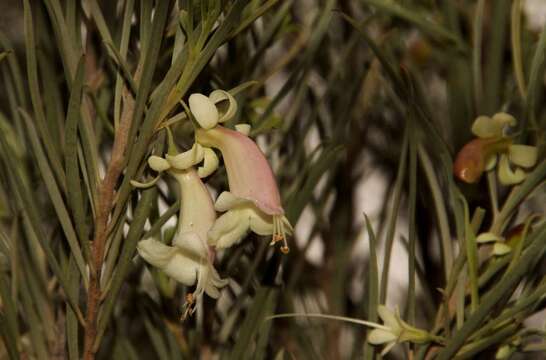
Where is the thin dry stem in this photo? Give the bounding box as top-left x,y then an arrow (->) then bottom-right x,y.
82,87 -> 135,360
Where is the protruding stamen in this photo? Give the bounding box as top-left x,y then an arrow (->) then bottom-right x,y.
270,215 -> 290,254
181,293 -> 195,321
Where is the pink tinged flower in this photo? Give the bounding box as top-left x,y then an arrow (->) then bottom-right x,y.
137,162 -> 228,316
195,125 -> 293,253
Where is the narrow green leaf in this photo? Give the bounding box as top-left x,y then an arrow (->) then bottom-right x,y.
0,314 -> 19,360
42,0 -> 78,77
37,50 -> 65,157
66,257 -> 80,360
126,0 -> 172,149
18,266 -> 49,360
23,0 -> 66,186
407,120 -> 418,324
461,196 -> 479,313
103,42 -> 138,95
143,201 -> 180,239
363,214 -> 378,359
20,110 -> 88,284
526,22 -> 546,136
436,223 -> 546,359
95,188 -> 157,348
483,1 -> 510,114
418,145 -> 453,281
511,0 -> 526,100
0,122 -> 84,324
361,0 -> 464,50
0,32 -> 28,108
230,0 -> 279,39
0,232 -> 19,359
114,0 -> 135,128
256,0 -> 335,129
380,127 -> 408,304
65,57 -> 92,265
472,0 -> 485,111
143,314 -> 170,360
285,144 -> 344,224
229,287 -> 278,360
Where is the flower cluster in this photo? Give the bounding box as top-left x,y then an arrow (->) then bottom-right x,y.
132,89 -> 292,316
453,112 -> 538,185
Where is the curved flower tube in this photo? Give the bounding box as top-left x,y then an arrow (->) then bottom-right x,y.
137,146 -> 228,316
453,138 -> 510,183
195,125 -> 293,253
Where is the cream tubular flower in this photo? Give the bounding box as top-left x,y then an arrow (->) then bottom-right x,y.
138,148 -> 227,315
195,125 -> 293,253
367,305 -> 440,355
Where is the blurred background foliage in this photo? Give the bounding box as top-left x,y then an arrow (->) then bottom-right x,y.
0,0 -> 545,359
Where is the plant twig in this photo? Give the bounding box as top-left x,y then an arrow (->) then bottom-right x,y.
82,87 -> 135,360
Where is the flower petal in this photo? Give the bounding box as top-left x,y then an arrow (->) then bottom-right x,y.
214,191 -> 249,212
509,144 -> 538,168
130,175 -> 161,188
162,251 -> 201,285
453,139 -> 489,183
498,154 -> 526,185
208,208 -> 251,248
485,154 -> 498,171
377,305 -> 398,329
172,231 -> 208,259
209,90 -> 237,123
189,93 -> 219,129
368,329 -> 397,345
471,115 -> 504,138
166,143 -> 204,170
171,169 -> 216,242
137,238 -> 178,268
476,232 -> 503,244
235,124 -> 251,135
380,341 -> 397,356
453,138 -> 510,183
148,155 -> 171,172
248,207 -> 274,235
492,112 -> 517,127
202,266 -> 229,299
196,126 -> 284,215
493,242 -> 512,256
198,147 -> 219,178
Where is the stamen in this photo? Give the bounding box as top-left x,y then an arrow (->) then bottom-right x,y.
181,293 -> 195,321
271,215 -> 289,254
270,216 -> 281,245
280,217 -> 289,254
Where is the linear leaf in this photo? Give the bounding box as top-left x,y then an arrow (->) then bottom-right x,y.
20,110 -> 87,283
0,121 -> 83,324
285,144 -> 344,224
23,0 -> 66,187
229,287 -> 278,360
65,56 -> 92,265
363,214 -> 378,359
95,188 -> 157,347
66,257 -> 80,360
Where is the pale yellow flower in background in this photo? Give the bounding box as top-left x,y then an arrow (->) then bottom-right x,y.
454,112 -> 538,185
